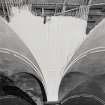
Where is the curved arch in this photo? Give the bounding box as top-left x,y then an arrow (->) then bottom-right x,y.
59,50 -> 105,102
58,71 -> 89,100
10,72 -> 47,102
0,48 -> 44,82
59,71 -> 105,103
0,50 -> 47,102
63,47 -> 105,76
0,72 -> 47,103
